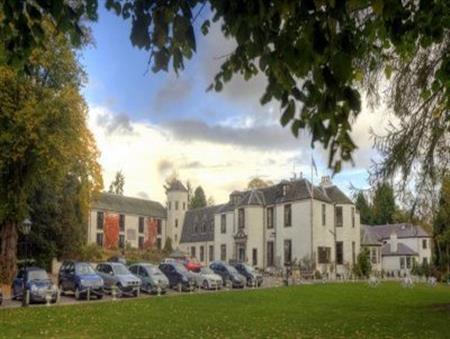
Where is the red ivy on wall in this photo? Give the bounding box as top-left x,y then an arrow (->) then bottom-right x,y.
104,213 -> 119,249
144,218 -> 157,249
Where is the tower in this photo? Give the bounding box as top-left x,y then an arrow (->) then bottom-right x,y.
165,179 -> 188,249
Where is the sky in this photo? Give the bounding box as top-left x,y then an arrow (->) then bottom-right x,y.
81,6 -> 388,204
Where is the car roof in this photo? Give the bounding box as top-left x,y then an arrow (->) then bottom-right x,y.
100,262 -> 124,266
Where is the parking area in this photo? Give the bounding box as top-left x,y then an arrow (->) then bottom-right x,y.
0,275 -> 283,309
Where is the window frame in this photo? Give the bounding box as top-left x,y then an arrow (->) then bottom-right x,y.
220,214 -> 227,234
284,204 -> 292,227
267,207 -> 274,229
321,204 -> 326,226
96,211 -> 104,230
238,208 -> 245,229
335,206 -> 343,227
335,241 -> 343,265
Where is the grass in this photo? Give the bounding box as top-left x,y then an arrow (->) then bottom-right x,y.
0,283 -> 449,338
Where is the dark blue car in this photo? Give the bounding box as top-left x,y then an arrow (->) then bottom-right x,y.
159,262 -> 194,291
58,261 -> 104,300
12,267 -> 58,304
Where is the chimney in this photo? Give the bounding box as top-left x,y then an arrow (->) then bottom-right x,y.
390,232 -> 398,253
320,176 -> 332,187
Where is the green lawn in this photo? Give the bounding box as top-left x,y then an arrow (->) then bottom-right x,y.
1,283 -> 449,338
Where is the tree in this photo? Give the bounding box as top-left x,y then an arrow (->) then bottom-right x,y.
1,1 -> 448,179
163,237 -> 173,254
109,171 -> 125,195
186,180 -> 193,206
190,186 -> 207,209
354,192 -> 373,225
247,178 -> 273,190
434,175 -> 450,275
353,249 -> 372,278
0,26 -> 102,282
372,183 -> 397,225
207,196 -> 215,206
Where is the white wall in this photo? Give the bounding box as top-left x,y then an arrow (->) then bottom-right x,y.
166,190 -> 188,247
335,204 -> 360,274
399,237 -> 432,265
214,211 -> 234,262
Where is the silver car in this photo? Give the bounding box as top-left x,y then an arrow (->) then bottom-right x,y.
96,262 -> 141,297
193,267 -> 223,290
129,263 -> 169,294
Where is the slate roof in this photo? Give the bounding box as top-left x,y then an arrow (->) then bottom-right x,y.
166,179 -> 188,192
381,243 -> 418,256
367,223 -> 430,240
92,192 -> 166,218
360,225 -> 382,246
180,204 -> 224,243
323,185 -> 354,204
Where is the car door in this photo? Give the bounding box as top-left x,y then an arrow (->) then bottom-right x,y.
59,262 -> 67,288
66,263 -> 76,291
96,265 -> 108,287
13,270 -> 24,297
104,264 -> 115,288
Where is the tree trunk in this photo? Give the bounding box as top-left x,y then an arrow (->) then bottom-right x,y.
446,243 -> 450,274
0,221 -> 18,283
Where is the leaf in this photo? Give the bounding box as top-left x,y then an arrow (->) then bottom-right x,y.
281,100 -> 295,127
372,0 -> 383,15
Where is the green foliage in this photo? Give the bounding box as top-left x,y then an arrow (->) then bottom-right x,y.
372,183 -> 397,224
248,178 -> 273,190
353,249 -> 372,278
2,1 -> 449,177
433,175 -> 450,274
189,186 -> 207,209
108,171 -> 125,195
354,192 -> 373,224
78,244 -> 104,262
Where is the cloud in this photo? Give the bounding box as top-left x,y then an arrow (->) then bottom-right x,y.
153,75 -> 193,112
162,119 -> 310,152
96,112 -> 136,135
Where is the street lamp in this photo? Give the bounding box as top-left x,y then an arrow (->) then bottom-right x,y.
21,219 -> 32,270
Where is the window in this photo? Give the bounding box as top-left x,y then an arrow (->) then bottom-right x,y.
96,211 -> 104,230
400,257 -> 405,269
371,248 -> 378,264
200,246 -> 204,262
335,206 -> 343,227
221,214 -> 226,233
183,202 -> 186,210
175,201 -> 179,210
351,207 -> 355,228
322,204 -> 326,226
191,246 -> 196,258
282,184 -> 288,196
96,233 -> 103,246
175,219 -> 178,228
157,219 -> 162,235
174,234 -> 178,242
267,207 -> 274,229
318,247 -> 331,264
209,245 -> 214,262
119,214 -> 125,232
220,244 -> 227,261
119,234 -> 125,248
267,241 -> 274,267
422,257 -> 428,265
252,248 -> 257,266
138,217 -> 144,233
406,257 -> 412,269
138,236 -> 144,249
336,242 -> 343,265
352,241 -> 356,264
422,239 -> 427,249
284,239 -> 292,264
238,208 -> 245,229
156,238 -> 161,250
284,204 -> 292,227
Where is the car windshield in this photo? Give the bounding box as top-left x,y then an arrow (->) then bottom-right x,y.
174,264 -> 188,273
27,270 -> 48,281
201,267 -> 214,275
76,263 -> 96,275
112,264 -> 130,275
225,265 -> 238,274
143,265 -> 162,275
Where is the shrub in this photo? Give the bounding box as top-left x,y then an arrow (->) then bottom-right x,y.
353,249 -> 372,278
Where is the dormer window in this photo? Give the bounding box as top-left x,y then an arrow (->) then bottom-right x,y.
282,184 -> 288,196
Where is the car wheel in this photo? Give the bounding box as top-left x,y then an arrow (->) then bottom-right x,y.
59,283 -> 65,296
202,280 -> 209,290
74,286 -> 81,300
97,294 -> 103,300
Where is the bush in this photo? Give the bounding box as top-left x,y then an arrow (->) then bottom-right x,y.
353,249 -> 372,278
77,244 -> 104,262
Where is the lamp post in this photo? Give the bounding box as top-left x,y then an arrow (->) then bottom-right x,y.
21,219 -> 32,271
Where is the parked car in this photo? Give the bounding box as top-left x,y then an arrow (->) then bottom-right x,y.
162,257 -> 202,273
193,267 -> 223,290
12,267 -> 58,304
159,262 -> 195,291
209,261 -> 246,288
129,263 -> 169,294
58,261 -> 104,300
232,263 -> 263,287
107,256 -> 127,265
96,262 -> 141,297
